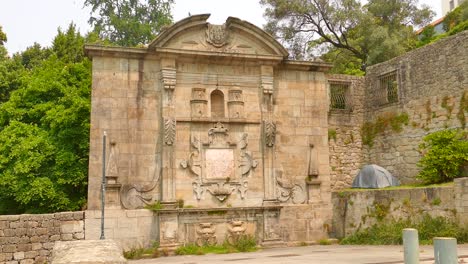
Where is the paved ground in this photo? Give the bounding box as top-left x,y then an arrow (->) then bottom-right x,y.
130,244 -> 468,264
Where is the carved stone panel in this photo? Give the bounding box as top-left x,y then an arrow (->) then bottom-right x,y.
206,24 -> 229,48
181,123 -> 257,202
164,118 -> 176,145
205,149 -> 235,180
264,120 -> 276,147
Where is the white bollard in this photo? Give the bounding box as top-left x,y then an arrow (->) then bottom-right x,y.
434,237 -> 458,264
403,228 -> 419,264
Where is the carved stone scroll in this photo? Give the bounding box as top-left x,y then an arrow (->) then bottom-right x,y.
164,118 -> 176,145
264,120 -> 276,147
276,172 -> 306,204
120,156 -> 161,209
261,75 -> 274,95
161,68 -> 176,90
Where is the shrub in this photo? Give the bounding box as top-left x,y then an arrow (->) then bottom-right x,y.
340,214 -> 468,245
417,129 -> 468,184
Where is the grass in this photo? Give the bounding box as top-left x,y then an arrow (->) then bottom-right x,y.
340,214 -> 468,245
123,241 -> 160,259
175,235 -> 258,255
144,201 -> 164,211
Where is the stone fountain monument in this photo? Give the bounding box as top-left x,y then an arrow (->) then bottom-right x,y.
85,14 -> 333,249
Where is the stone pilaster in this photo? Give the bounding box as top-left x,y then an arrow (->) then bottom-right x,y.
160,58 -> 177,206
261,65 -> 278,204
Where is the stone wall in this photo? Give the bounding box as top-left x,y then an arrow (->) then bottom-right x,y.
362,31 -> 468,183
455,177 -> 468,226
0,211 -> 84,263
332,186 -> 454,238
332,178 -> 468,238
85,209 -> 158,250
327,74 -> 365,191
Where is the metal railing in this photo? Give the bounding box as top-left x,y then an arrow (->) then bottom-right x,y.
329,81 -> 351,110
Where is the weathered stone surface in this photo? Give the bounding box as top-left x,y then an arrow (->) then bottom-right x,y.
50,240 -> 127,264
0,212 -> 84,263
332,185 -> 458,238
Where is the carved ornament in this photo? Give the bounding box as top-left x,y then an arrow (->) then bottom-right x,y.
181,123 -> 257,202
261,75 -> 274,95
276,174 -> 306,204
227,221 -> 246,244
160,68 -> 176,90
164,118 -> 176,145
264,120 -> 276,147
206,24 -> 229,48
196,223 -> 216,246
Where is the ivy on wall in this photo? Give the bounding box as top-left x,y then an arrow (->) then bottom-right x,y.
361,112 -> 409,147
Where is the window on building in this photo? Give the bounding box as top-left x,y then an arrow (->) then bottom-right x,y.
378,71 -> 398,105
450,0 -> 455,11
210,90 -> 225,118
329,81 -> 351,110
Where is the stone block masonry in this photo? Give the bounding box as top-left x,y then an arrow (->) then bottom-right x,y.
332,178 -> 468,238
0,211 -> 84,263
327,74 -> 365,191
363,31 -> 468,183
329,31 -> 468,188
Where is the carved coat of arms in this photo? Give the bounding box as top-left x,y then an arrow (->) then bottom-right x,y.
206,24 -> 229,48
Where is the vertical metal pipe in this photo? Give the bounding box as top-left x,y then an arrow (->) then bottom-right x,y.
100,131 -> 107,240
403,228 -> 419,264
434,237 -> 458,264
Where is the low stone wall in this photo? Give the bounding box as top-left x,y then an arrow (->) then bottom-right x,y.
0,211 -> 84,263
332,186 -> 455,238
332,178 -> 468,238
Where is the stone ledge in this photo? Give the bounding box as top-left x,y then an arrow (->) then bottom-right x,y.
50,240 -> 127,264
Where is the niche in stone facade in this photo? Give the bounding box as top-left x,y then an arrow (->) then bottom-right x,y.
190,88 -> 208,118
210,90 -> 225,118
227,89 -> 244,118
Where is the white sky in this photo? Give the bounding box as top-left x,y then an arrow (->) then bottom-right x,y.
0,0 -> 443,55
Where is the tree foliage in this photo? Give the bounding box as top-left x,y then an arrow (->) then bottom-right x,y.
416,1 -> 468,47
84,0 -> 174,46
0,24 -> 91,214
261,0 -> 434,72
417,129 -> 468,184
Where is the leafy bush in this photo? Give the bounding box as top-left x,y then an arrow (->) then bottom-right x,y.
341,214 -> 468,245
417,129 -> 468,184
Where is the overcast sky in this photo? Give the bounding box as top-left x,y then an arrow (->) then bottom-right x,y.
0,0 -> 443,55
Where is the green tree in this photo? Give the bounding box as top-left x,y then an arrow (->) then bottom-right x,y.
417,129 -> 468,184
0,25 -> 7,60
0,24 -> 91,214
261,0 -> 434,72
84,0 -> 174,46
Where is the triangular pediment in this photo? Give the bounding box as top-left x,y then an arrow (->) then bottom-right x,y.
148,14 -> 289,58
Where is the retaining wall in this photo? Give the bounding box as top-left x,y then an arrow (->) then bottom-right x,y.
0,211 -> 84,264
